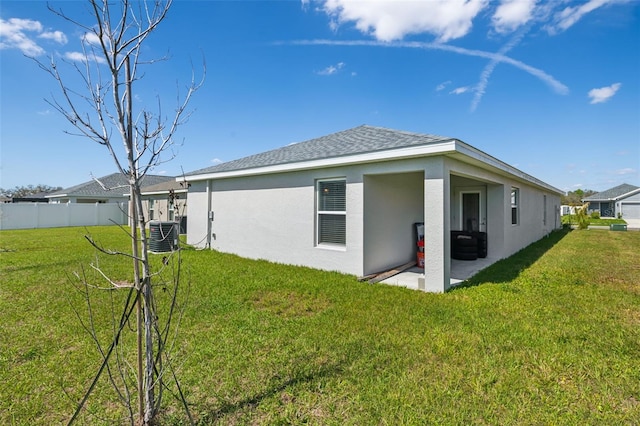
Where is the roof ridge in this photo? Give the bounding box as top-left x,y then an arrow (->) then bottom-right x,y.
361,124 -> 454,141
185,125 -> 456,177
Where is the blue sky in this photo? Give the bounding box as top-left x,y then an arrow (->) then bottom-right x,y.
1,0 -> 639,193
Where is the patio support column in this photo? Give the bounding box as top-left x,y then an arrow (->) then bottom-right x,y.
421,159 -> 451,292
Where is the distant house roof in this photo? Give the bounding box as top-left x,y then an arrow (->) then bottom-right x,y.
185,125 -> 453,176
47,173 -> 175,199
140,180 -> 189,196
1,192 -> 51,203
183,125 -> 563,195
583,183 -> 640,202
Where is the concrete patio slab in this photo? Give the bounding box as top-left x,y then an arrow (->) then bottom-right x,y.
381,256 -> 500,290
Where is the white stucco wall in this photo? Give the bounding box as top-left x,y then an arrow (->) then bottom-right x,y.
185,154 -> 561,287
140,197 -> 187,224
423,157 -> 450,292
186,180 -> 212,247
189,168 -> 365,275
446,157 -> 560,261
363,171 -> 424,274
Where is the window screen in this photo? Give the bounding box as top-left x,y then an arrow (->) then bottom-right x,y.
511,188 -> 519,225
317,179 -> 346,245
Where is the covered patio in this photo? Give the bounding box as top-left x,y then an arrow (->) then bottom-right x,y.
362,165 -> 503,292
381,256 -> 499,290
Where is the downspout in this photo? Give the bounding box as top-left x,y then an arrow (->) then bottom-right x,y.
206,179 -> 212,249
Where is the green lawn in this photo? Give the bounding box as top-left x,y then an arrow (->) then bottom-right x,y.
1,226 -> 639,424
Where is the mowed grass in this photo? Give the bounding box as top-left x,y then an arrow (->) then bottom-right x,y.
1,226 -> 639,424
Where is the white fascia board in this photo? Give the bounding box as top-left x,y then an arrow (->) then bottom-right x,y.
140,189 -> 188,196
184,139 -> 563,195
184,140 -> 458,182
586,188 -> 640,202
453,141 -> 565,195
614,187 -> 640,201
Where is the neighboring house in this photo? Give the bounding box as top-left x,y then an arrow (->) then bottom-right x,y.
582,183 -> 640,219
1,192 -> 50,203
183,125 -> 563,292
46,173 -> 174,204
139,180 -> 189,233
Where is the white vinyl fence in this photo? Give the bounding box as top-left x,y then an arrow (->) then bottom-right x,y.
0,202 -> 128,230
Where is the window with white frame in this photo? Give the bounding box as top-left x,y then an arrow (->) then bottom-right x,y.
317,178 -> 346,246
149,199 -> 155,221
511,187 -> 519,225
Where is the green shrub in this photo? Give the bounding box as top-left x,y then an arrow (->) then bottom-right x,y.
590,211 -> 600,219
576,203 -> 590,229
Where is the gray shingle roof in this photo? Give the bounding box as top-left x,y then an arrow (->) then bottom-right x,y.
140,180 -> 189,194
185,125 -> 454,176
48,173 -> 175,198
583,183 -> 640,201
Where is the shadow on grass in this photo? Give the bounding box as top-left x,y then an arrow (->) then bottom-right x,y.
195,361 -> 344,423
451,227 -> 572,291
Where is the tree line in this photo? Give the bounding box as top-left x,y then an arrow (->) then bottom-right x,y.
561,188 -> 597,205
0,184 -> 62,198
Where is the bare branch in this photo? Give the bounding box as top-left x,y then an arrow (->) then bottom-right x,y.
84,234 -> 142,262
43,1 -> 200,423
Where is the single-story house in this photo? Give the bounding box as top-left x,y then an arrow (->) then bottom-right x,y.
1,192 -> 51,203
583,183 -> 640,219
47,173 -> 174,204
183,125 -> 563,292
138,180 -> 189,233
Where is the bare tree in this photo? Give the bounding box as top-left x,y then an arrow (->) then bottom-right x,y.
36,0 -> 204,424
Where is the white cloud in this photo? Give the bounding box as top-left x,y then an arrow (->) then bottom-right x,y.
436,80 -> 451,91
64,51 -> 89,62
0,18 -> 68,56
492,0 -> 537,33
321,0 -> 488,42
470,26 -> 529,111
615,167 -> 636,175
297,39 -> 569,95
39,30 -> 68,45
302,0 -> 627,110
64,51 -> 107,64
82,31 -> 102,46
549,0 -> 616,33
450,86 -> 471,95
316,0 -> 621,40
588,83 -> 621,104
317,61 -> 345,75
0,18 -> 46,56
211,158 -> 223,165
